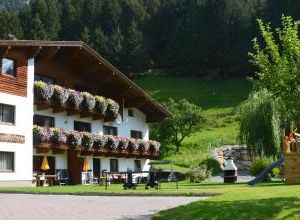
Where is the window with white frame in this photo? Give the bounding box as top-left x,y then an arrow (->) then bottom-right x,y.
0,152 -> 14,172
0,103 -> 15,125
1,58 -> 15,76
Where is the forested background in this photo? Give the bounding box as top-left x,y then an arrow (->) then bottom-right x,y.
0,0 -> 298,77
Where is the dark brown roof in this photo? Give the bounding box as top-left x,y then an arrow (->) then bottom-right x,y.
0,40 -> 171,122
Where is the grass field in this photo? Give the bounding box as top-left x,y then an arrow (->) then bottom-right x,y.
152,182 -> 300,220
134,75 -> 252,170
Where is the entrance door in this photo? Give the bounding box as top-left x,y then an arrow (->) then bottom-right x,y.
93,158 -> 101,178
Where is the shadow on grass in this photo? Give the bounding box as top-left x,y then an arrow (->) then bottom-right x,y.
153,197 -> 300,220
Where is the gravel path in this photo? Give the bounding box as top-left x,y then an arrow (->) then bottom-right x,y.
0,194 -> 206,220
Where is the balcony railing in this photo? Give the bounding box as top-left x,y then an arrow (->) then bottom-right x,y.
283,136 -> 300,154
34,81 -> 120,121
33,126 -> 160,158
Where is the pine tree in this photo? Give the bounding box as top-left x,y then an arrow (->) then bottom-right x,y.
80,26 -> 91,44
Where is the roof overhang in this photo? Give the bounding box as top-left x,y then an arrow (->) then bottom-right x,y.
0,40 -> 171,122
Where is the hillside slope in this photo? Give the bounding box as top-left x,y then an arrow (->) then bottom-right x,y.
134,75 -> 252,171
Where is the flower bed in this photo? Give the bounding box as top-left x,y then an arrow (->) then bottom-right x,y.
34,81 -> 119,120
33,126 -> 160,157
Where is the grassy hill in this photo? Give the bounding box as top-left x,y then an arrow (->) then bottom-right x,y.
134,75 -> 252,172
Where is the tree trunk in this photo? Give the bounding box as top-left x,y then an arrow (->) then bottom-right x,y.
176,143 -> 180,153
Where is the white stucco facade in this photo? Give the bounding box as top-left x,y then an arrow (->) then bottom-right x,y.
0,59 -> 34,186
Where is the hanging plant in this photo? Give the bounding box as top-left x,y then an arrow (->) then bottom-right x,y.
81,92 -> 96,112
33,125 -> 50,144
81,132 -> 94,149
92,134 -> 107,149
94,96 -> 107,114
67,130 -> 82,147
34,81 -> 54,102
52,85 -> 69,106
50,128 -> 67,145
67,89 -> 83,108
106,99 -> 119,117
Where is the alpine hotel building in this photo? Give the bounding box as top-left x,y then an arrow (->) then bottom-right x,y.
0,40 -> 170,186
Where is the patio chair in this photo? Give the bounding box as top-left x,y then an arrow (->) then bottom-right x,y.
56,169 -> 70,186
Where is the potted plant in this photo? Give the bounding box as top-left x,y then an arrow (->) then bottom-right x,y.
106,135 -> 119,151
81,132 -> 94,150
106,99 -> 119,118
50,128 -> 67,147
92,134 -> 107,150
128,138 -> 139,154
139,140 -> 150,153
94,96 -> 107,115
118,137 -> 129,151
67,89 -> 83,109
34,81 -> 54,103
52,85 -> 69,106
33,125 -> 51,147
80,92 -> 96,112
67,130 -> 82,149
149,141 -> 160,153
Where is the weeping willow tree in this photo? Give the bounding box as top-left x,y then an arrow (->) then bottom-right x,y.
238,89 -> 283,157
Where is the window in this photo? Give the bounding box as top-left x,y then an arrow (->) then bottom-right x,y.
103,126 -> 117,135
1,58 -> 15,76
110,159 -> 118,172
35,74 -> 56,84
128,109 -> 134,117
93,158 -> 101,178
0,104 -> 15,125
33,156 -> 55,175
134,160 -> 141,172
131,130 -> 142,139
0,152 -> 14,172
33,115 -> 55,127
74,121 -> 91,132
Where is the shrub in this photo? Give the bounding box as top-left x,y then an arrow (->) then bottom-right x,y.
33,125 -> 50,144
189,165 -> 212,183
34,81 -> 54,102
199,158 -> 222,176
67,130 -> 82,147
67,89 -> 83,108
128,138 -> 139,151
139,140 -> 150,152
94,96 -> 107,114
50,128 -> 67,145
92,134 -> 107,149
249,157 -> 278,181
81,132 -> 93,149
118,137 -> 129,150
106,135 -> 119,150
106,99 -> 119,117
81,92 -> 96,111
52,85 -> 69,105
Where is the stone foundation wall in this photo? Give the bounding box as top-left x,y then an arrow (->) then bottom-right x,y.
213,145 -> 253,170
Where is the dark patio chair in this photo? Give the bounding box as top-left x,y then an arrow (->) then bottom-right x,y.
56,169 -> 70,186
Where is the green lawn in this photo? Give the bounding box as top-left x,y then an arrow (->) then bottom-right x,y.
152,182 -> 300,220
134,75 -> 252,169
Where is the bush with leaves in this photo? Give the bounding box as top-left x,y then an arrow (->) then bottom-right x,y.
249,157 -> 280,181
189,165 -> 212,183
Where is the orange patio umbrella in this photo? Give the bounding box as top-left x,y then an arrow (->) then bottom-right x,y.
82,157 -> 90,171
41,154 -> 50,171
